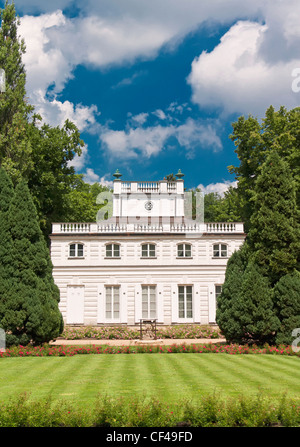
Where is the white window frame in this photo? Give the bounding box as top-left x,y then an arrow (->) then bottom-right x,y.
215,285 -> 222,302
177,243 -> 192,258
141,285 -> 157,319
69,242 -> 84,258
105,285 -> 120,322
213,243 -> 228,258
105,243 -> 120,258
141,243 -> 156,258
178,285 -> 193,322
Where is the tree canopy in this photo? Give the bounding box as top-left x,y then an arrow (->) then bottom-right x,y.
0,176 -> 63,346
228,105 -> 300,231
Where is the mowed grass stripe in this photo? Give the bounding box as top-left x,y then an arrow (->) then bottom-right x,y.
249,355 -> 300,379
0,357 -> 81,401
58,355 -> 117,403
185,354 -> 250,396
1,354 -> 300,406
141,354 -> 187,401
237,356 -> 300,395
205,355 -> 300,397
228,355 -> 300,393
161,354 -> 230,399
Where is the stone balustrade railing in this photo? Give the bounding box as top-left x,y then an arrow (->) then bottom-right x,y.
52,222 -> 244,234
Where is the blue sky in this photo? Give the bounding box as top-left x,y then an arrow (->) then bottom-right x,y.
3,0 -> 300,192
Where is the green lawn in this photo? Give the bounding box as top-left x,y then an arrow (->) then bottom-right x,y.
0,354 -> 300,407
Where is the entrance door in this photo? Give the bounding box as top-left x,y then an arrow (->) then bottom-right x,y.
66,286 -> 84,324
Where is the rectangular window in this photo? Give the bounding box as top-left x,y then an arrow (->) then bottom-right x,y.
178,286 -> 193,319
177,244 -> 192,257
106,244 -> 120,258
105,286 -> 120,320
215,285 -> 222,300
213,244 -> 227,257
141,244 -> 156,257
142,286 -> 156,319
215,285 -> 222,313
69,244 -> 76,257
69,243 -> 84,257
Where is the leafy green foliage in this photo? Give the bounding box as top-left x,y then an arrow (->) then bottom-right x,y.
2,391 -> 300,427
0,1 -> 34,183
273,271 -> 300,345
64,175 -> 111,223
27,118 -> 84,236
0,180 -> 63,346
229,105 -> 300,230
235,262 -> 280,344
203,187 -> 242,222
216,245 -> 249,343
217,247 -> 280,344
248,151 -> 300,284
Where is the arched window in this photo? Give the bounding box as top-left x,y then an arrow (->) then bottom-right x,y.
106,243 -> 120,258
141,243 -> 156,258
69,243 -> 84,257
213,243 -> 228,258
177,243 -> 192,257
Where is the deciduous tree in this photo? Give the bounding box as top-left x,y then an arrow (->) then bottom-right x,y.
0,1 -> 33,183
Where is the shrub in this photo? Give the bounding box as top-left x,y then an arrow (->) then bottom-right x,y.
1,392 -> 300,427
61,324 -> 222,341
274,271 -> 300,345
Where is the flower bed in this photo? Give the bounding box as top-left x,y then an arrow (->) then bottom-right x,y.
61,324 -> 222,340
0,343 -> 298,357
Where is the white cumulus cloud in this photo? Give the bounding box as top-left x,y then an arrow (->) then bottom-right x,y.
188,18 -> 300,117
100,117 -> 222,159
198,180 -> 237,196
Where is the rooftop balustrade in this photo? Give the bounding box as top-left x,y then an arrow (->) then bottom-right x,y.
52,221 -> 244,234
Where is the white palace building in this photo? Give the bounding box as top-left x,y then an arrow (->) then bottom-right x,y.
50,170 -> 245,327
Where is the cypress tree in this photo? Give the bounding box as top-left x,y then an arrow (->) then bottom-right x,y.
235,262 -> 280,344
0,181 -> 63,346
248,151 -> 300,285
273,271 -> 300,345
216,244 -> 249,343
0,168 -> 15,340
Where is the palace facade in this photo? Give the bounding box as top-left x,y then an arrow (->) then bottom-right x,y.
50,171 -> 245,327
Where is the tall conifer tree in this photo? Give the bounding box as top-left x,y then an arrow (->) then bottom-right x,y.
248,151 -> 300,285
273,272 -> 300,345
216,244 -> 249,343
235,262 -> 280,344
0,181 -> 63,346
